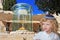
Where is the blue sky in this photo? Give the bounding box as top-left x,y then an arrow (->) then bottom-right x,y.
16,0 -> 44,15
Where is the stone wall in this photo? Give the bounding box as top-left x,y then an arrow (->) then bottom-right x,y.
0,13 -> 13,21
0,32 -> 34,40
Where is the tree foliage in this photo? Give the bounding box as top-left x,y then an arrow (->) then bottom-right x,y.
35,0 -> 60,15
3,0 -> 16,10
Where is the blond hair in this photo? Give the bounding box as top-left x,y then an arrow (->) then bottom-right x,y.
40,17 -> 59,34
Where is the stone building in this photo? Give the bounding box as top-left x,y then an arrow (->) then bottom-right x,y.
0,0 -> 3,9
0,0 -> 3,13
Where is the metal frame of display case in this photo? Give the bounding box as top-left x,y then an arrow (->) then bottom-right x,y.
10,3 -> 35,31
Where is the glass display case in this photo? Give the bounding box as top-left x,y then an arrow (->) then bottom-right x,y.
11,3 -> 33,31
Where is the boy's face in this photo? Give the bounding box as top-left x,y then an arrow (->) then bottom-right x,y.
42,20 -> 52,32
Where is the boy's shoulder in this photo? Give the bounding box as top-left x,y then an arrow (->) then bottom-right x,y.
52,32 -> 60,39
53,33 -> 59,37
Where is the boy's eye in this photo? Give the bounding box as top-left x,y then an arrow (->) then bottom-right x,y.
46,24 -> 49,25
42,23 -> 49,25
42,23 -> 44,25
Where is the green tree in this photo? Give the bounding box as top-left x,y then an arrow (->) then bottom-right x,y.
3,0 -> 16,11
35,0 -> 60,15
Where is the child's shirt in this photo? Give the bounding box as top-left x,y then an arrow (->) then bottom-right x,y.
33,31 -> 60,40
